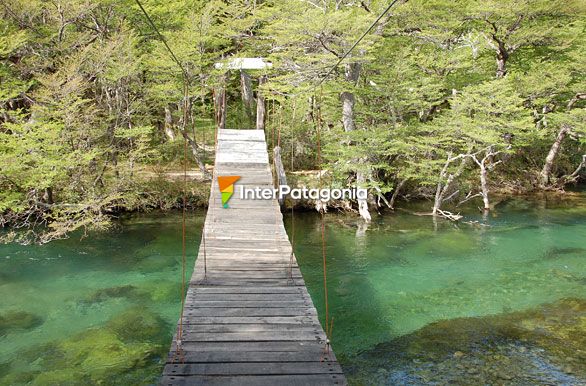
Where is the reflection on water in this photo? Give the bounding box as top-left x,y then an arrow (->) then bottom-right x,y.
287,194 -> 586,385
0,193 -> 585,385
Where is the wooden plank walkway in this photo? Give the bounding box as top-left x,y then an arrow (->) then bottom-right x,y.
161,129 -> 346,385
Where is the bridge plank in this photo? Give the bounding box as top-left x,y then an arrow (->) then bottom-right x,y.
165,351 -> 332,363
163,362 -> 343,376
162,129 -> 345,385
179,316 -> 315,325
161,375 -> 346,386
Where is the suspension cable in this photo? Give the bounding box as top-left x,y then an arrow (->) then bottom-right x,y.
134,0 -> 192,364
176,83 -> 189,364
315,0 -> 402,88
306,1 -> 406,348
271,99 -> 276,151
134,0 -> 188,80
315,87 -> 332,353
277,105 -> 282,147
288,100 -> 296,283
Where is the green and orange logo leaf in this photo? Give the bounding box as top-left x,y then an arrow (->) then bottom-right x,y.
217,176 -> 240,208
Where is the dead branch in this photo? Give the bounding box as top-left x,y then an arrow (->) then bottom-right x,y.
436,209 -> 463,221
558,154 -> 586,186
457,191 -> 483,206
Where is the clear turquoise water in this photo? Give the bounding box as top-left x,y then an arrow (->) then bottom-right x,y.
0,194 -> 585,385
287,194 -> 586,384
0,212 -> 203,385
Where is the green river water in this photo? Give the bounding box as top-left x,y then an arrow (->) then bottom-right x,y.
0,193 -> 585,385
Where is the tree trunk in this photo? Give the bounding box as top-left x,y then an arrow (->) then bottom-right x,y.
495,42 -> 509,78
43,187 -> 54,205
433,154 -> 467,215
180,130 -> 211,180
273,146 -> 287,205
164,106 -> 175,141
340,91 -> 355,132
389,179 -> 406,210
470,149 -> 501,212
240,70 -> 254,125
560,154 -> 586,185
340,62 -> 360,133
340,62 -> 370,221
214,84 -> 226,130
356,170 -> 372,222
567,92 -> 586,110
496,53 -> 507,78
433,157 -> 451,215
540,124 -> 570,187
256,75 -> 267,131
479,163 -> 490,210
432,182 -> 445,215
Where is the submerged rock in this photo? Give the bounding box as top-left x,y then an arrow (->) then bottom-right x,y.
136,254 -> 177,272
56,329 -> 157,383
0,272 -> 12,282
0,371 -> 37,386
542,247 -> 586,260
80,285 -> 146,304
347,298 -> 586,385
0,362 -> 9,378
0,311 -> 43,336
414,232 -> 478,258
31,369 -> 86,386
139,280 -> 179,303
107,307 -> 168,343
82,282 -> 181,306
3,309 -> 167,385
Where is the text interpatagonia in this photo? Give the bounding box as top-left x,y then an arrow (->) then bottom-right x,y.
239,185 -> 367,201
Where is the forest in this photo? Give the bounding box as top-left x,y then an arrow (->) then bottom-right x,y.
1,0 -> 585,243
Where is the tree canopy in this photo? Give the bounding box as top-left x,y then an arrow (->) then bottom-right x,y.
1,0 -> 585,242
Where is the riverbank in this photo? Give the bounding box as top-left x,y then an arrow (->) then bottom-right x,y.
133,168 -> 586,214
2,164 -> 583,245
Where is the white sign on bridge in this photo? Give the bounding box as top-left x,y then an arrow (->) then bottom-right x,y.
214,58 -> 273,70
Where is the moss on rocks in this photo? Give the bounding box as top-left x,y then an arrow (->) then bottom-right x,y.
140,280 -> 178,303
0,311 -> 43,336
0,362 -> 10,379
135,254 -> 177,273
107,307 -> 168,343
0,370 -> 37,386
5,307 -> 167,386
348,297 -> 586,385
57,329 -> 156,383
31,369 -> 86,386
81,285 -> 147,304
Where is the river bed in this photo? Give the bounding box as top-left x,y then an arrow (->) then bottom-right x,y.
0,194 -> 585,385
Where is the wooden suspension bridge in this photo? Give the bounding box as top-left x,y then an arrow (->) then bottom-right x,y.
161,129 -> 346,385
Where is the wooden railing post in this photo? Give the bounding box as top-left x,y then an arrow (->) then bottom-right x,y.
256,75 -> 267,131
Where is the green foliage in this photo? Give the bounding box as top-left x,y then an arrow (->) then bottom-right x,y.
264,0 -> 585,202
0,0 -> 585,239
441,79 -> 532,148
0,119 -> 69,209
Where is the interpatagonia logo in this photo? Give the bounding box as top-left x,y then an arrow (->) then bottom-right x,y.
217,176 -> 240,208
